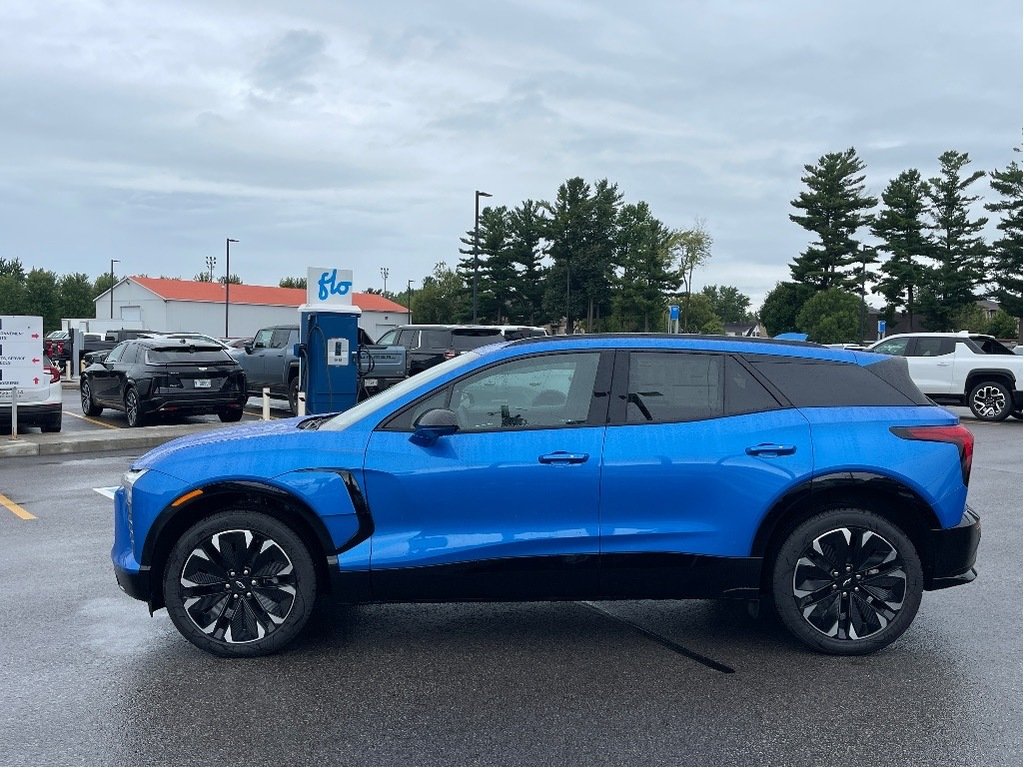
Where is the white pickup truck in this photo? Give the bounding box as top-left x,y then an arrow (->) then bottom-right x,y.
868,332 -> 1023,422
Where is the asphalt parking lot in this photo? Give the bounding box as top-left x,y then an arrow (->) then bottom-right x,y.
0,416 -> 1020,765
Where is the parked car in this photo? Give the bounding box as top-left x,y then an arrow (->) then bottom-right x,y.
81,338 -> 246,426
78,329 -> 160,372
112,334 -> 979,657
44,330 -> 73,370
0,356 -> 62,433
376,324 -> 506,376
867,332 -> 1023,421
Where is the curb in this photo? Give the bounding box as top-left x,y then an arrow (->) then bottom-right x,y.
0,421 -> 227,459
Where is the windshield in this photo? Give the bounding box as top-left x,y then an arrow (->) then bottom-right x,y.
321,351 -> 482,432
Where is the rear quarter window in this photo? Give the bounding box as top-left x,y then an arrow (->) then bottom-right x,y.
452,330 -> 503,351
748,357 -> 924,407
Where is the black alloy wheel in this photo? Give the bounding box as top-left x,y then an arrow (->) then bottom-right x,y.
288,377 -> 300,416
772,508 -> 922,655
124,387 -> 145,427
163,511 -> 316,657
969,380 -> 1012,422
81,379 -> 103,416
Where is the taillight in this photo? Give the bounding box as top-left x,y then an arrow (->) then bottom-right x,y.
56,341 -> 64,355
443,348 -> 457,360
46,365 -> 61,383
891,424 -> 974,486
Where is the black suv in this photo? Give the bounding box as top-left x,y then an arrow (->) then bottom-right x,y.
81,339 -> 247,427
376,325 -> 506,376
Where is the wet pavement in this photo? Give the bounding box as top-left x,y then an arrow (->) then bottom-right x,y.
0,419 -> 1020,765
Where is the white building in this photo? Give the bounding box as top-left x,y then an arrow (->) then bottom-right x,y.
93,276 -> 410,340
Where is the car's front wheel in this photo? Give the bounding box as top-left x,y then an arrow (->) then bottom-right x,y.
969,380 -> 1012,422
771,508 -> 922,655
163,511 -> 317,657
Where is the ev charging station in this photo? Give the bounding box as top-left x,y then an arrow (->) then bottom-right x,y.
296,303 -> 362,414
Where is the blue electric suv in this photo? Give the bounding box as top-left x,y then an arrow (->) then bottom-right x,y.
112,335 -> 980,657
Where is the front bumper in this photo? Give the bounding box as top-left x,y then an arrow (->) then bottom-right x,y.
114,563 -> 152,602
924,507 -> 981,590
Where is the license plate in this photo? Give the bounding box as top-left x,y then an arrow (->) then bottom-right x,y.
194,379 -> 212,389
363,378 -> 377,388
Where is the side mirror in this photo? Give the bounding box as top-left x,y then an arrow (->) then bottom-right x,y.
244,344 -> 254,354
410,408 -> 459,446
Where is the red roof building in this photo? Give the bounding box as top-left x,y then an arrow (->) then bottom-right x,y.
94,276 -> 410,339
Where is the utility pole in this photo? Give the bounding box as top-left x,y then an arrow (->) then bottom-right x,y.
406,279 -> 414,324
109,259 -> 120,319
205,255 -> 217,282
380,266 -> 389,295
225,238 -> 238,336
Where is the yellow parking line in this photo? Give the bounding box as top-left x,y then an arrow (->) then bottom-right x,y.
63,410 -> 119,429
0,493 -> 36,520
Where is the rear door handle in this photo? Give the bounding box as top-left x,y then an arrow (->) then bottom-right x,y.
538,451 -> 590,465
745,443 -> 797,457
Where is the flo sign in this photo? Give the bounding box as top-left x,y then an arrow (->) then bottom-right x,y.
307,267 -> 354,307
0,315 -> 45,388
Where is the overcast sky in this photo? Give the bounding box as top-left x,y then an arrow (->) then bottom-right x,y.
1,0 -> 1020,308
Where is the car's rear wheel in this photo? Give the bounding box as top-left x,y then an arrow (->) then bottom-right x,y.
968,380 -> 1012,422
218,409 -> 243,423
771,508 -> 922,655
288,377 -> 299,416
124,387 -> 145,427
163,511 -> 317,657
41,416 -> 61,433
80,379 -> 103,417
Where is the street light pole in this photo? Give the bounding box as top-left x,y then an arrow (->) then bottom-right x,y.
109,259 -> 120,320
472,190 -> 492,323
406,279 -> 414,324
225,238 -> 238,337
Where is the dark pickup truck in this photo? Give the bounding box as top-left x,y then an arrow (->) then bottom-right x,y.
230,325 -> 407,415
79,329 -> 159,369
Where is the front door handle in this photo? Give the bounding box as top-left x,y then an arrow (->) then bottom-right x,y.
538,451 -> 590,465
745,443 -> 797,457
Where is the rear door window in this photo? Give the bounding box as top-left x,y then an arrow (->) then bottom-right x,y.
419,330 -> 449,349
909,337 -> 954,357
626,352 -> 724,424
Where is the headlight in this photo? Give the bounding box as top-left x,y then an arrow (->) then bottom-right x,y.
121,467 -> 149,506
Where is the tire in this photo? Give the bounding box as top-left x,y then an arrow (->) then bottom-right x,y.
41,417 -> 61,433
968,380 -> 1012,422
771,508 -> 923,655
218,409 -> 243,423
162,510 -> 317,657
124,387 -> 145,427
80,379 -> 103,417
288,376 -> 299,416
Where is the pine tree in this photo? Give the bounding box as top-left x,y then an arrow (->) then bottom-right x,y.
612,202 -> 678,331
984,154 -> 1023,318
789,147 -> 877,290
920,150 -> 988,330
506,200 -> 547,324
872,169 -> 932,330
